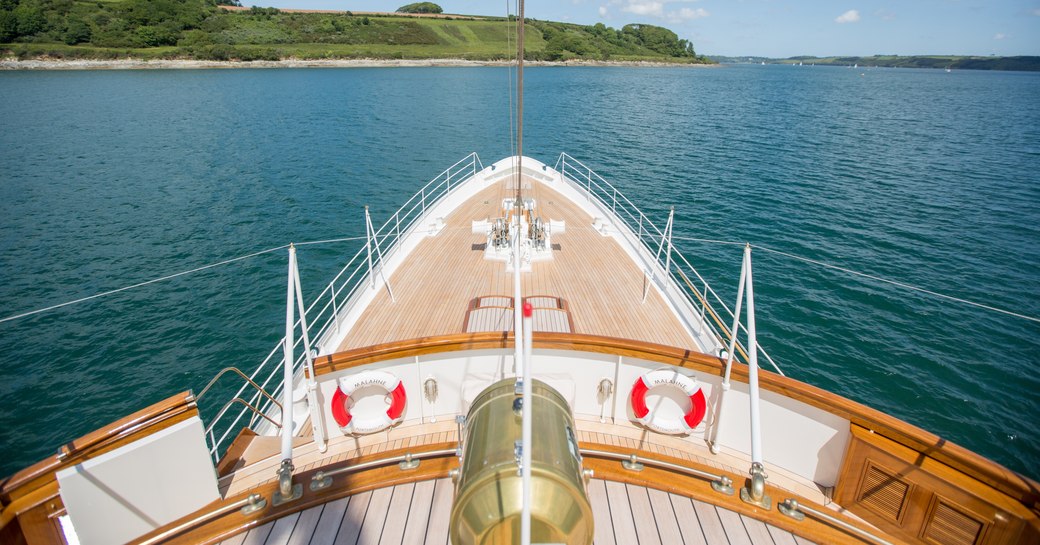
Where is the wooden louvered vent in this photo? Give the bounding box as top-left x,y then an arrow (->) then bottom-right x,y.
857,463 -> 910,522
922,500 -> 985,545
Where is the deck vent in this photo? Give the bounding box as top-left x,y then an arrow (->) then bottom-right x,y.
857,463 -> 910,522
922,500 -> 985,545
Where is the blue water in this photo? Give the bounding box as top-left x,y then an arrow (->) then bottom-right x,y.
1,65 -> 1038,480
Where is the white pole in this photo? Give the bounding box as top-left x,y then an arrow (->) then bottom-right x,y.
513,193 -> 524,379
292,254 -> 327,453
281,244 -> 296,464
365,206 -> 375,289
745,246 -> 763,464
643,208 -> 674,303
521,302 -> 533,545
709,244 -> 748,454
366,206 -> 396,302
664,207 -> 674,275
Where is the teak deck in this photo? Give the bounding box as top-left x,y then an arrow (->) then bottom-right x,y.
218,478 -> 816,545
339,177 -> 696,351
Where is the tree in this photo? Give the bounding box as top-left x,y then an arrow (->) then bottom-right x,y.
396,2 -> 442,14
63,16 -> 91,44
14,3 -> 47,37
0,11 -> 18,42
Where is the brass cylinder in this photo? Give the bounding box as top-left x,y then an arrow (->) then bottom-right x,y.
450,379 -> 594,545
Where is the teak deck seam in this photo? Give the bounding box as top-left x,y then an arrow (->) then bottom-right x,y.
339,177 -> 695,351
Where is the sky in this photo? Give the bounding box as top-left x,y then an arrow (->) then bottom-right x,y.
259,0 -> 1040,58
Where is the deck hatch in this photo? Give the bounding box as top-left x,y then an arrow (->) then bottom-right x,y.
857,462 -> 911,522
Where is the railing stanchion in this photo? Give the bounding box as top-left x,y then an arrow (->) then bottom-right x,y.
365,206 -> 375,289
330,282 -> 341,333
701,282 -> 708,323
643,208 -> 674,303
365,207 -> 396,302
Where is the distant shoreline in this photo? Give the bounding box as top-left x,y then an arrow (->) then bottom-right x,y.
0,58 -> 718,71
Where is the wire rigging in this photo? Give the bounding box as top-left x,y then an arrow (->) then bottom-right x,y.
3,229 -> 1035,326
669,234 -> 1040,324
0,235 -> 369,325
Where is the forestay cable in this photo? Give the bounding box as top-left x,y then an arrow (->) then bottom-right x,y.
0,235 -> 369,324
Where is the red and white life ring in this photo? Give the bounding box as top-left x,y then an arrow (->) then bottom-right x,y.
331,370 -> 406,435
630,369 -> 707,435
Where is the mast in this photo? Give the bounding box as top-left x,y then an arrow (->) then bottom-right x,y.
515,0 -> 524,207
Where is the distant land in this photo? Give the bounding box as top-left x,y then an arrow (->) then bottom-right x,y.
709,55 -> 1040,72
0,0 -> 710,65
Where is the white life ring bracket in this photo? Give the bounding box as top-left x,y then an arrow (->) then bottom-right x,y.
629,369 -> 707,435
330,370 -> 406,435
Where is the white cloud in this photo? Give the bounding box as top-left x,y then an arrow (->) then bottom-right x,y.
623,1 -> 664,17
672,7 -> 709,20
874,9 -> 895,21
835,10 -> 860,24
620,1 -> 708,21
1033,8 -> 1040,16
994,33 -> 1007,40
599,5 -> 608,16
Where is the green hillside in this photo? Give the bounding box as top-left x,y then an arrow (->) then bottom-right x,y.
778,55 -> 1040,71
0,0 -> 711,63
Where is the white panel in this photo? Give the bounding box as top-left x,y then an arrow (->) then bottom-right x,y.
709,378 -> 850,487
57,416 -> 219,545
313,347 -> 850,487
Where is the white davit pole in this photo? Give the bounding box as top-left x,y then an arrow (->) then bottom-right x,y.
292,253 -> 326,453
281,244 -> 296,464
521,302 -> 533,545
709,245 -> 748,454
745,245 -> 762,465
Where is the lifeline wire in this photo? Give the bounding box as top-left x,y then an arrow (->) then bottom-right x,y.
669,235 -> 1040,324
0,235 -> 369,325
752,244 -> 1040,324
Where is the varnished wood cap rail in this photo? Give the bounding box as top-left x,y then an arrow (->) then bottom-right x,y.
315,332 -> 1040,508
0,391 -> 197,506
130,443 -> 459,545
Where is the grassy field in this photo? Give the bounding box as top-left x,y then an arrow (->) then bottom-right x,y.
1,2 -> 710,63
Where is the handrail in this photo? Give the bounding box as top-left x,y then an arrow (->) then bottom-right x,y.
307,330 -> 1040,505
310,448 -> 456,489
201,152 -> 483,460
581,448 -> 733,493
779,499 -> 896,545
556,152 -> 785,375
197,367 -> 281,410
134,493 -> 266,545
214,398 -> 282,431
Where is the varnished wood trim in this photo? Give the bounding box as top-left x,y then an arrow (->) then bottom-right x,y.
835,425 -> 1040,545
1,391 -> 197,505
130,443 -> 459,545
580,441 -> 885,545
216,428 -> 258,479
314,332 -> 1040,507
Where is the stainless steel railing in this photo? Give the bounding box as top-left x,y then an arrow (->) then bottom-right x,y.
201,152 -> 483,461
556,153 -> 783,375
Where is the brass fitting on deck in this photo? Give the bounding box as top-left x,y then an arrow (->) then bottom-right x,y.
273,459 -> 302,506
740,462 -> 772,509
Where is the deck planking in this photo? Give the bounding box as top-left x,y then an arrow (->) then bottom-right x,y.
231,478 -> 816,545
339,177 -> 695,351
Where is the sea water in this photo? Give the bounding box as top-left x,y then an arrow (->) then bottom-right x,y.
1,64 -> 1037,479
